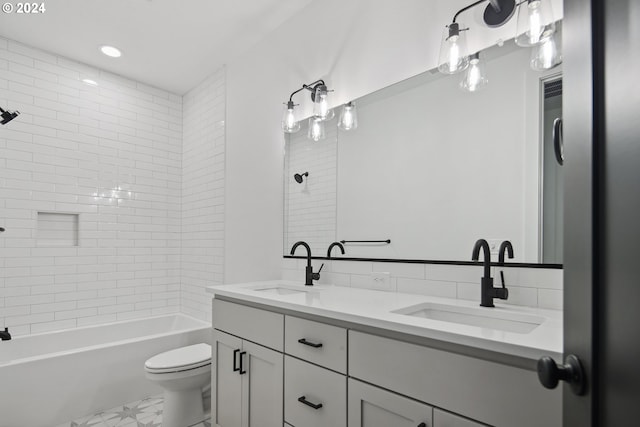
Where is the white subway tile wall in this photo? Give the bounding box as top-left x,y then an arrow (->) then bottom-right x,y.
284,122 -> 337,256
282,258 -> 563,310
181,69 -> 226,321
0,38 -> 183,335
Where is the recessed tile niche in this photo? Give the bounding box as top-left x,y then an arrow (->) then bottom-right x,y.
36,212 -> 79,247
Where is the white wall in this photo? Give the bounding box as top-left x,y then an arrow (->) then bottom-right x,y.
0,38 -> 183,335
181,69 -> 226,321
225,0 -> 563,283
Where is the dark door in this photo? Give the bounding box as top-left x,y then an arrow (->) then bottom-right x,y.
597,0 -> 640,424
554,0 -> 640,425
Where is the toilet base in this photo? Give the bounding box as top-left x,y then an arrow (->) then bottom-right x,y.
162,388 -> 205,427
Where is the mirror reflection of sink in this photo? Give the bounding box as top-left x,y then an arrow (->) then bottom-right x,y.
252,286 -> 309,295
392,302 -> 544,334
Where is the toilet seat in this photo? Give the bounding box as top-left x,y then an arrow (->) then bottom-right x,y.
145,343 -> 211,374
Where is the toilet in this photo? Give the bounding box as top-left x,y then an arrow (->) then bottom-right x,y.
145,343 -> 212,427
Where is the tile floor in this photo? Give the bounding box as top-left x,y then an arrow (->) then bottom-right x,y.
54,394 -> 211,427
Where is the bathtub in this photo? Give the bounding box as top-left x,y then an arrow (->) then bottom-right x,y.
0,314 -> 211,427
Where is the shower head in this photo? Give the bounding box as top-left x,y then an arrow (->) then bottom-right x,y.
294,172 -> 309,184
0,107 -> 20,125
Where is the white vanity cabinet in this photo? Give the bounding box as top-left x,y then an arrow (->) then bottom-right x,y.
283,315 -> 348,427
349,331 -> 561,427
348,378 -> 433,427
212,300 -> 284,427
210,294 -> 561,427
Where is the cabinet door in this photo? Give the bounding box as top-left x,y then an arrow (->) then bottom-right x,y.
433,409 -> 487,427
242,340 -> 284,427
348,379 -> 433,427
213,330 -> 243,427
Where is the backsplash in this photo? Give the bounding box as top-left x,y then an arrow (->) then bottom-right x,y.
282,258 -> 562,310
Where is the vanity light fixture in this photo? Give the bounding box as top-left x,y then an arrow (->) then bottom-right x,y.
100,45 -> 122,58
515,0 -> 556,47
282,101 -> 301,133
438,0 -> 516,75
338,102 -> 358,131
308,117 -> 326,141
530,33 -> 562,70
460,52 -> 488,92
283,79 -> 340,140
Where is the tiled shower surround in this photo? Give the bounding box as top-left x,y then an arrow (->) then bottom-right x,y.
0,37 -> 225,335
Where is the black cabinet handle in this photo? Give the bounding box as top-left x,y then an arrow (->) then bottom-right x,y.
239,351 -> 247,375
298,396 -> 323,410
553,117 -> 564,165
233,349 -> 240,372
298,338 -> 323,348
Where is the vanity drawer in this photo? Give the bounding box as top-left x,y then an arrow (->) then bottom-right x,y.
212,299 -> 284,351
285,316 -> 347,373
434,409 -> 487,427
284,355 -> 347,427
348,331 -> 560,427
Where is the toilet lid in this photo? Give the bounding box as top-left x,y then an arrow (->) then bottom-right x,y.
145,343 -> 211,373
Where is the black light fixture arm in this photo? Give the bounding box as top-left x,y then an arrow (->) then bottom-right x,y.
450,0 -> 516,28
452,0 -> 488,23
288,79 -> 326,103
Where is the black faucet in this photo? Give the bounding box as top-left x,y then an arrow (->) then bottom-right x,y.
1,327 -> 11,341
290,241 -> 323,286
472,239 -> 509,307
327,241 -> 345,258
498,240 -> 514,287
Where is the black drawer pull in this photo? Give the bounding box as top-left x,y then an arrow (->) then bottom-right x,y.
233,349 -> 240,372
239,351 -> 247,375
298,396 -> 323,410
298,338 -> 323,348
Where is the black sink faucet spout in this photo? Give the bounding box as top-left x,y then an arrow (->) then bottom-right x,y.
327,241 -> 345,258
0,327 -> 11,341
290,241 -> 323,286
472,239 -> 509,307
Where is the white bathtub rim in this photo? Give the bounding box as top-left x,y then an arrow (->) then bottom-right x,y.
0,313 -> 211,368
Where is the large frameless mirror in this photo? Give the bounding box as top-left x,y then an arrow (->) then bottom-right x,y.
284,31 -> 563,265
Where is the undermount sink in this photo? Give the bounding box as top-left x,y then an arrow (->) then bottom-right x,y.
252,285 -> 310,295
392,302 -> 544,334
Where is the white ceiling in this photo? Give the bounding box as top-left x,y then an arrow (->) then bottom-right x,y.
0,0 -> 313,94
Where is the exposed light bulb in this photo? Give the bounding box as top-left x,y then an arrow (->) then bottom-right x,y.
530,34 -> 562,71
515,0 -> 555,47
308,117 -> 326,141
313,85 -> 335,121
338,102 -> 358,131
438,23 -> 469,75
281,101 -> 301,133
460,53 -> 488,92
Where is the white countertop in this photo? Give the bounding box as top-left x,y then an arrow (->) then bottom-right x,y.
207,280 -> 563,361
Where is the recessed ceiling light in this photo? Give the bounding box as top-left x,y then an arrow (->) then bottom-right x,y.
100,45 -> 122,58
82,79 -> 98,86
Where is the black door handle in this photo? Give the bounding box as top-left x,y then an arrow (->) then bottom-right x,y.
537,354 -> 585,395
553,117 -> 564,165
233,349 -> 240,372
298,396 -> 323,410
298,338 -> 323,348
239,351 -> 247,375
